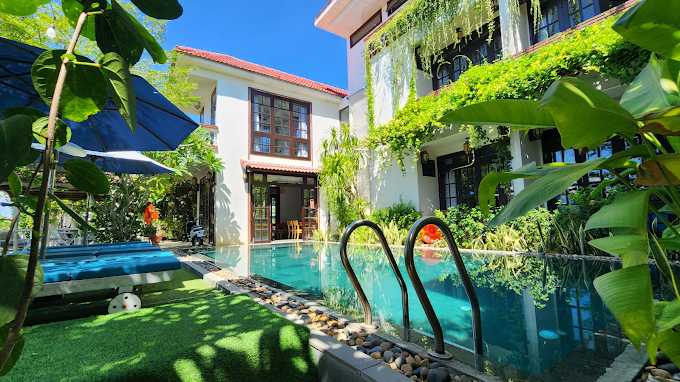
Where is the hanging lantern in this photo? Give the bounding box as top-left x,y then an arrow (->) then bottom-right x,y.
463,138 -> 472,155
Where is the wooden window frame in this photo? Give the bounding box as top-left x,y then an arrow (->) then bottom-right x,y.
210,88 -> 217,125
249,88 -> 312,161
350,10 -> 382,48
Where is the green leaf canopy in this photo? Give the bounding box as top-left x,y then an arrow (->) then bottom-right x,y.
612,0 -> 680,61
63,159 -> 111,195
538,77 -> 638,150
588,235 -> 649,267
31,50 -> 109,122
0,0 -> 49,16
0,115 -> 33,183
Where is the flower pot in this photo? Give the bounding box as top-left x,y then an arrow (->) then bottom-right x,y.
149,233 -> 164,243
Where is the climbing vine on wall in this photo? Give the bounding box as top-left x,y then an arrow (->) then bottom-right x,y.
365,14 -> 649,171
363,0 -> 542,131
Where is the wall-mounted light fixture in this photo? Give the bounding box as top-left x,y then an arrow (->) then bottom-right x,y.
420,151 -> 430,163
463,138 -> 472,155
242,171 -> 248,181
456,28 -> 463,40
194,100 -> 202,110
533,128 -> 544,139
420,150 -> 436,177
191,177 -> 198,191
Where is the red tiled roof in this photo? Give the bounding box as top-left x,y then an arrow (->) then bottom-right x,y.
175,46 -> 348,98
240,159 -> 320,175
199,123 -> 218,131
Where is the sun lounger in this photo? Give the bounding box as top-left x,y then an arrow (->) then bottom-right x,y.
11,242 -> 160,259
36,250 -> 182,313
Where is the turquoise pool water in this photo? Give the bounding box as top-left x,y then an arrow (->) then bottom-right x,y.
191,242 -> 678,379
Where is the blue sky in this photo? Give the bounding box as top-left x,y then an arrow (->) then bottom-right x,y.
163,0 -> 348,90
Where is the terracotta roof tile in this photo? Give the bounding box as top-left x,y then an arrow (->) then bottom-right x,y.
240,159 -> 320,174
175,46 -> 348,98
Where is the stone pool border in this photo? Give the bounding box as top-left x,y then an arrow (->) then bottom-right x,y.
176,250 -> 650,382
178,254 -> 496,382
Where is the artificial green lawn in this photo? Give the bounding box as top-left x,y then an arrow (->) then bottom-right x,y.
26,268 -> 219,325
8,294 -> 317,382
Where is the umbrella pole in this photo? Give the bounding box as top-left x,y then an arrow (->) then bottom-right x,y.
39,152 -> 58,259
83,193 -> 90,247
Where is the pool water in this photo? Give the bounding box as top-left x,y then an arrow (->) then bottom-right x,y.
192,242 -> 678,379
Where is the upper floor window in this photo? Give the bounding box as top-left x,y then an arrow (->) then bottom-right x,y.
431,19 -> 502,91
210,88 -> 216,125
350,10 -> 382,47
533,0 -> 602,44
339,106 -> 349,124
199,107 -> 205,124
387,0 -> 407,16
251,90 -> 311,159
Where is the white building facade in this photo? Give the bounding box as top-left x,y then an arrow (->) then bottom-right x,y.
175,47 -> 348,245
315,0 -> 633,217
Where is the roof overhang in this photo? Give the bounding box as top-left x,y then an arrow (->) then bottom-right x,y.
314,0 -> 386,38
240,160 -> 320,175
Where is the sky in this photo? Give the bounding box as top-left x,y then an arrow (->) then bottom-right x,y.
163,0 -> 349,91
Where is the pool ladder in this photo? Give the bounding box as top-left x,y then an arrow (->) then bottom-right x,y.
339,217 -> 484,372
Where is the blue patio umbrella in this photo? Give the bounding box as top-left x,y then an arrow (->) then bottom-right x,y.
0,37 -> 198,152
31,143 -> 175,175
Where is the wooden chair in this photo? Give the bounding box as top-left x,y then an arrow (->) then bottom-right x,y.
291,220 -> 302,240
287,221 -> 294,239
275,223 -> 287,240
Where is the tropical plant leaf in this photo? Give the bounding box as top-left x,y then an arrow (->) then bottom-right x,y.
613,0 -> 680,61
0,323 -> 25,376
658,328 -> 680,366
621,54 -> 679,118
646,331 -> 660,365
438,100 -> 556,128
538,77 -> 638,150
99,52 -> 136,132
1,106 -> 46,122
16,148 -> 40,167
0,255 -> 44,327
8,171 -> 21,198
588,234 -> 649,267
130,0 -> 182,20
0,115 -> 33,183
57,142 -> 87,157
0,0 -> 49,16
122,2 -> 167,64
489,157 -> 607,227
594,265 -> 655,352
32,117 -> 71,149
586,190 -> 651,231
637,154 -> 680,187
656,300 -> 680,333
31,50 -> 109,122
649,233 -> 680,300
48,192 -> 96,232
668,136 -> 680,153
95,2 -> 144,66
63,159 -> 110,195
61,0 -> 106,41
477,161 -> 560,216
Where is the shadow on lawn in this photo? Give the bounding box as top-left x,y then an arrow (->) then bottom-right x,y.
13,295 -> 317,382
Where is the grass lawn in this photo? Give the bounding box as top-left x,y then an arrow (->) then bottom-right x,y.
26,268 -> 220,325
8,294 -> 317,382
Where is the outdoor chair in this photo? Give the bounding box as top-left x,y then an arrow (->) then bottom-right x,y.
291,220 -> 302,240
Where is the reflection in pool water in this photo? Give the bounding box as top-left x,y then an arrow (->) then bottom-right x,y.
193,243 -> 678,379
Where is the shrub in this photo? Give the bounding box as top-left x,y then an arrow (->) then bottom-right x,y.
371,197 -> 422,230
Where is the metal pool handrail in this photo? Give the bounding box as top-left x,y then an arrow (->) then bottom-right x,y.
404,217 -> 484,371
339,220 -> 409,332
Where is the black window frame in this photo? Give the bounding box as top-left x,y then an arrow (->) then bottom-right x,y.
210,87 -> 217,125
387,0 -> 408,16
350,10 -> 382,48
530,0 -> 606,45
430,18 -> 502,91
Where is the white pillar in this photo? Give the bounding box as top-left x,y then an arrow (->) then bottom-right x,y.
499,0 -> 532,57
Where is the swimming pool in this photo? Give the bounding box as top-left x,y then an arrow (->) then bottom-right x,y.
191,242 -> 677,379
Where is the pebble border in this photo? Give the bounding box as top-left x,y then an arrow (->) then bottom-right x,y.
179,254 -> 488,382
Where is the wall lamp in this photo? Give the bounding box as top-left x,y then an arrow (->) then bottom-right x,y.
463,138 -> 472,155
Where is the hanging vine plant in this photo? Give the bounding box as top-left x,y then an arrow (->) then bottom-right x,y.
363,0 -> 541,131
365,12 -> 650,172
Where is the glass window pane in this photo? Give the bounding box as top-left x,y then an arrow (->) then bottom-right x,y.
294,142 -> 308,157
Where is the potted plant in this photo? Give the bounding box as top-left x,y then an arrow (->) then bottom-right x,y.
143,204 -> 163,243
